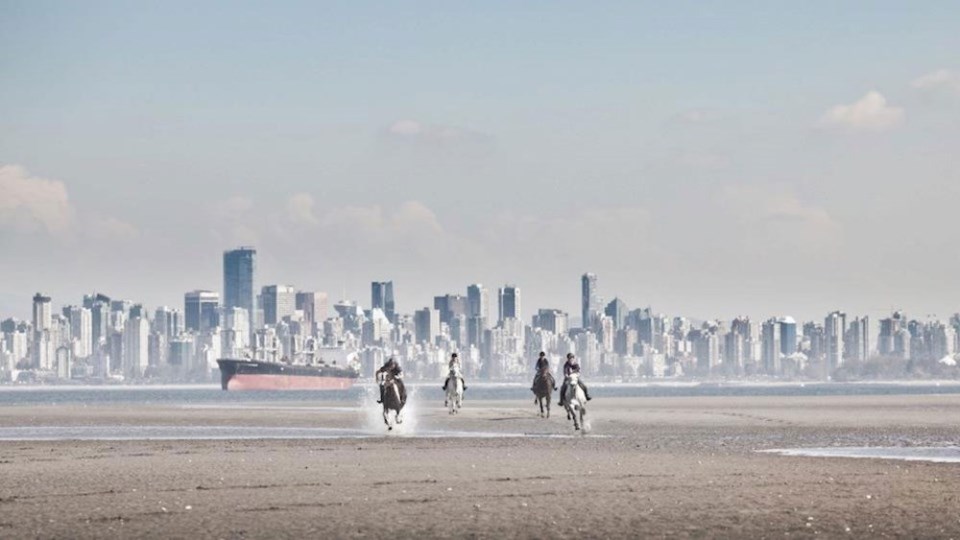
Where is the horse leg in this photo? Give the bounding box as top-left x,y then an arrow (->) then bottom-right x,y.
546,396 -> 550,418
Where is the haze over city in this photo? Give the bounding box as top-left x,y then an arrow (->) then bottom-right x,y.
3,2 -> 960,323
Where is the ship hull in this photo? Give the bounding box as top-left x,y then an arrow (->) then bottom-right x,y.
226,373 -> 355,391
217,358 -> 358,391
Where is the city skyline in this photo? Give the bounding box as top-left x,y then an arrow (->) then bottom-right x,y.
3,3 -> 960,322
3,243 -> 958,385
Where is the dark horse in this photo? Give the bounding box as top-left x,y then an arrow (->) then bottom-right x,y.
532,369 -> 555,418
381,374 -> 406,430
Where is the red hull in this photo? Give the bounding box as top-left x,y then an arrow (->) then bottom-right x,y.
227,374 -> 356,391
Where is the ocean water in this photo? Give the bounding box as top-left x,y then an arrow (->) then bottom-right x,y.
1,381 -> 960,407
763,446 -> 960,463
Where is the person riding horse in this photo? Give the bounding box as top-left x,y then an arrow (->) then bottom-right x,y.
442,352 -> 468,392
530,351 -> 557,393
558,353 -> 592,406
376,357 -> 406,405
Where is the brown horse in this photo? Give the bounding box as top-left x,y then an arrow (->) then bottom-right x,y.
381,375 -> 406,430
532,370 -> 555,418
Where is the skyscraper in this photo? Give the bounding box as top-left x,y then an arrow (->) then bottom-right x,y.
414,307 -> 439,345
260,285 -> 296,326
32,293 -> 52,331
223,247 -> 256,331
467,284 -> 488,319
497,285 -> 521,324
604,298 -> 628,329
184,290 -> 220,332
434,294 -> 468,325
824,311 -> 846,371
371,281 -> 396,322
296,291 -> 328,330
779,316 -> 797,356
581,273 -> 600,330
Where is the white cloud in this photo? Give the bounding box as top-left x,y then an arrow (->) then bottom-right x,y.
819,91 -> 904,131
0,165 -> 74,235
911,69 -> 960,94
286,193 -> 319,227
721,184 -> 842,250
383,119 -> 493,148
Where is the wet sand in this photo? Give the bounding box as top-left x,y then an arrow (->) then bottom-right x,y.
2,394 -> 960,538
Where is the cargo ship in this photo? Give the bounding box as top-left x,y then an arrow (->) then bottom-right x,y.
217,348 -> 360,391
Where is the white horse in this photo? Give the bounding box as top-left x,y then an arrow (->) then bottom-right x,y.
445,366 -> 464,415
563,372 -> 587,431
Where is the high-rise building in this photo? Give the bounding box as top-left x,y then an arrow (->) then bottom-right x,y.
434,294 -> 468,325
533,309 -> 569,335
824,311 -> 846,372
467,284 -> 488,320
122,316 -> 149,378
581,273 -> 601,330
779,316 -> 797,356
761,318 -> 781,374
260,285 -> 296,326
878,312 -> 905,356
497,285 -> 521,324
32,293 -> 52,331
371,282 -> 396,322
845,316 -> 870,362
604,298 -> 629,329
66,306 -> 93,358
223,247 -> 256,331
221,306 -> 250,358
296,291 -> 328,330
414,307 -> 439,345
184,290 -> 220,332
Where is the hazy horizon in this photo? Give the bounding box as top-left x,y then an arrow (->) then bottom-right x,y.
3,2 -> 960,323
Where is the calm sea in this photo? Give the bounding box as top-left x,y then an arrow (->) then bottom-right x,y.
1,381 -> 959,406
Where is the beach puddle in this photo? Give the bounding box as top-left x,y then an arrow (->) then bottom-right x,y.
762,446 -> 960,463
0,425 -> 590,441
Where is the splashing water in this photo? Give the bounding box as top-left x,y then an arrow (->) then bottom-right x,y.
359,383 -> 421,436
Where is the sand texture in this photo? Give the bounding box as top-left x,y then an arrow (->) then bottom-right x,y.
1,394 -> 960,538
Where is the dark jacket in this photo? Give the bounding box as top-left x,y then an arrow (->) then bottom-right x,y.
535,357 -> 550,372
563,359 -> 581,376
376,361 -> 402,378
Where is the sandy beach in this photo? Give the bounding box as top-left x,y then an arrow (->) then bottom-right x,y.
1,393 -> 960,539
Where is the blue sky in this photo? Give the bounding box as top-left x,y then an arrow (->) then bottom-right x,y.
2,1 -> 959,321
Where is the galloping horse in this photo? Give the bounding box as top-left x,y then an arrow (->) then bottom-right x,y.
563,372 -> 587,431
380,373 -> 406,430
532,369 -> 555,418
445,366 -> 464,415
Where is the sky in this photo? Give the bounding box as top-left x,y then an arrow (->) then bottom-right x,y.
2,1 -> 960,323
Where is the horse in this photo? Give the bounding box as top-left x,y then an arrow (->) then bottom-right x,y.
563,372 -> 587,431
532,369 -> 555,418
444,366 -> 463,415
380,373 -> 406,430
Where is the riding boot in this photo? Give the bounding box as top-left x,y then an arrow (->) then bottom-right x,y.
377,386 -> 384,404
558,384 -> 567,407
579,380 -> 592,401
461,377 -> 467,391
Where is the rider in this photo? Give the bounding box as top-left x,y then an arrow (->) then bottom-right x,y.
531,351 -> 557,392
558,353 -> 592,406
442,352 -> 468,392
375,357 -> 406,405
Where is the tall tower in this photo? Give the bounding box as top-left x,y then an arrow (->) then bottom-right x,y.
581,273 -> 600,330
497,285 -> 521,324
260,285 -> 296,326
467,284 -> 488,320
371,281 -> 396,322
223,247 -> 256,331
32,293 -> 52,331
184,290 -> 220,332
824,311 -> 846,372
